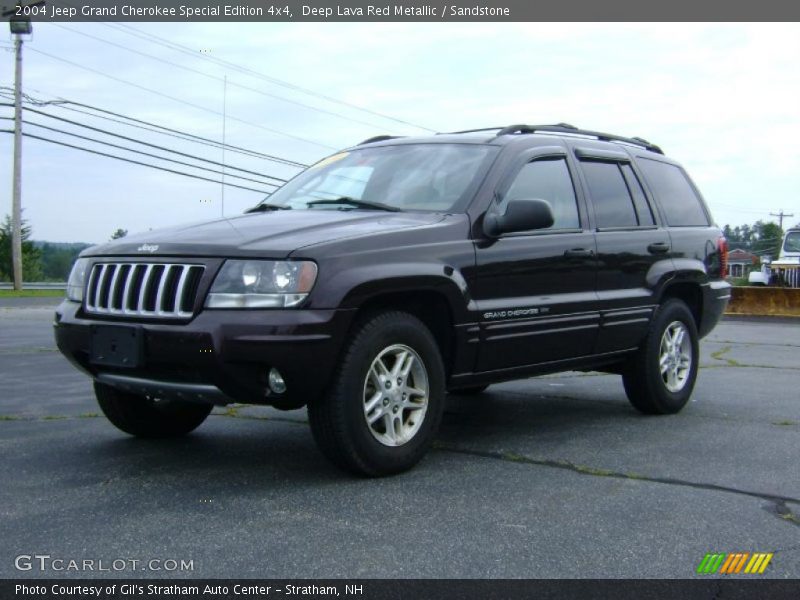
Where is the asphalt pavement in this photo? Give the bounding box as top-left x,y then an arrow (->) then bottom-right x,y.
1,299 -> 798,579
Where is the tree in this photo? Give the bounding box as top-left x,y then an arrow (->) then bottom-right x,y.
38,242 -> 90,281
110,228 -> 128,240
0,214 -> 43,282
752,221 -> 783,259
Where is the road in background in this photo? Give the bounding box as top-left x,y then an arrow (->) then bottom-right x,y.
1,299 -> 798,578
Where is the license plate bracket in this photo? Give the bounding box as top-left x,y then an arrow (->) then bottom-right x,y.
90,325 -> 143,368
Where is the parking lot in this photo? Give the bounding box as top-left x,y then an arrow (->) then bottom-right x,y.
1,298 -> 798,579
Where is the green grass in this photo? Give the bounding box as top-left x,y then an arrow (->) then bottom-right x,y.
0,289 -> 65,298
728,277 -> 750,287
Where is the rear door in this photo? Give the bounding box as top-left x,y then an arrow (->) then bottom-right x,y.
473,147 -> 599,371
573,147 -> 671,354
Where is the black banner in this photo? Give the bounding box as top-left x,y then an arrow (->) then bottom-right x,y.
4,580 -> 800,600
4,0 -> 800,22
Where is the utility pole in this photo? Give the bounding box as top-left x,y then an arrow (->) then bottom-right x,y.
4,2 -> 44,290
770,210 -> 794,231
10,31 -> 23,290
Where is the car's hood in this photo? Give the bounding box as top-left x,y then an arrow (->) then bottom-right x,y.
82,210 -> 448,258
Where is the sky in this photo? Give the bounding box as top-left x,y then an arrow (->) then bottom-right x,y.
0,21 -> 798,243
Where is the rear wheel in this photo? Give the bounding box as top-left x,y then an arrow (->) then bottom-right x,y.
622,299 -> 699,415
94,382 -> 213,438
308,311 -> 445,476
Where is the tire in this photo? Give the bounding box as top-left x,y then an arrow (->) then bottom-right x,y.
94,382 -> 213,438
622,299 -> 699,415
450,384 -> 490,396
308,311 -> 446,476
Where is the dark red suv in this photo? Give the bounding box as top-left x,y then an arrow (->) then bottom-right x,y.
55,124 -> 731,476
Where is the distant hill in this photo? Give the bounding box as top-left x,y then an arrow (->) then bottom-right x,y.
32,241 -> 94,251
32,241 -> 94,281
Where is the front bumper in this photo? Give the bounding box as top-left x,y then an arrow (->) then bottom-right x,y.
54,300 -> 355,407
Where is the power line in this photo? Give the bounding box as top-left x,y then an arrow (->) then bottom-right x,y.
25,46 -> 340,152
0,128 -> 274,195
47,0 -> 433,132
0,87 -> 307,166
54,24 -> 402,133
0,102 -> 289,183
0,116 -> 281,189
98,20 -> 436,133
713,203 -> 793,216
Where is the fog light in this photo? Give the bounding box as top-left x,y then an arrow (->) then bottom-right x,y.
268,368 -> 287,394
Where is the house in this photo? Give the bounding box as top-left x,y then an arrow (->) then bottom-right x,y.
727,249 -> 758,278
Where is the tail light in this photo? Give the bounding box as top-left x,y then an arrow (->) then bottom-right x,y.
717,236 -> 729,278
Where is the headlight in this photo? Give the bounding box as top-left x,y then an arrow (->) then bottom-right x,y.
66,258 -> 90,302
206,260 -> 318,309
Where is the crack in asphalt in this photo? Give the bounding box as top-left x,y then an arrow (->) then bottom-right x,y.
708,339 -> 800,349
3,409 -> 798,529
0,346 -> 58,355
432,443 -> 800,509
767,501 -> 800,528
0,413 -> 100,421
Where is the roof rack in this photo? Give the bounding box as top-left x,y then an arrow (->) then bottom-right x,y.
358,135 -> 402,145
443,127 -> 508,135
492,123 -> 663,154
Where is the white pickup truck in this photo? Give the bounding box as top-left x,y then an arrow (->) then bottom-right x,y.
767,228 -> 800,287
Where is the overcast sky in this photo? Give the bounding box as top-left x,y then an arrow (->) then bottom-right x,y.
0,22 -> 798,243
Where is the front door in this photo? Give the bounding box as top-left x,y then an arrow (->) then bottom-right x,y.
473,150 -> 599,372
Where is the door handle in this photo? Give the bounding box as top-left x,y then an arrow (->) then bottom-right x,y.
647,242 -> 671,254
564,248 -> 593,258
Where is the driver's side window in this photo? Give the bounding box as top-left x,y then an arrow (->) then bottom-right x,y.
499,157 -> 580,230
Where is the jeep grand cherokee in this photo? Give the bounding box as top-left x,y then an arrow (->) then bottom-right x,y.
55,123 -> 731,476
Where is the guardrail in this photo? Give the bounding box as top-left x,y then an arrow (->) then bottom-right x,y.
0,282 -> 66,290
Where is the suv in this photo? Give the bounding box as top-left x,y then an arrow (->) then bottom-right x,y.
55,123 -> 731,476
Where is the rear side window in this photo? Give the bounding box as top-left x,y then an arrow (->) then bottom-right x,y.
580,161 -> 638,228
620,164 -> 655,226
500,157 -> 580,230
637,159 -> 709,227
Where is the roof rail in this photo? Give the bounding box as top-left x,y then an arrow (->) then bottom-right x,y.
358,135 -> 402,145
442,126 -> 507,135
493,123 -> 663,154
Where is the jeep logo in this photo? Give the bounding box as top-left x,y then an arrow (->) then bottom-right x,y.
137,244 -> 159,253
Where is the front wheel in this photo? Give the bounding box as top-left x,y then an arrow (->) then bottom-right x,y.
308,311 -> 446,476
622,299 -> 699,415
94,382 -> 213,438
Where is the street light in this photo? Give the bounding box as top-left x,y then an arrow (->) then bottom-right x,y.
9,15 -> 32,35
3,1 -> 44,290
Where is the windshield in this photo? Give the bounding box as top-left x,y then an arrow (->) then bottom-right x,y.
259,143 -> 497,212
783,231 -> 800,254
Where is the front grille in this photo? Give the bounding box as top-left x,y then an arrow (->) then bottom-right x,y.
84,262 -> 205,319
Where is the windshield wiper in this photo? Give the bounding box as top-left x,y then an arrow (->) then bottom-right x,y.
306,197 -> 401,212
244,203 -> 291,213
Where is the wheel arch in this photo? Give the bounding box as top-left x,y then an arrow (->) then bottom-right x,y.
658,279 -> 703,332
347,287 -> 463,379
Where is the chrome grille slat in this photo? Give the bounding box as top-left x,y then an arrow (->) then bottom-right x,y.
91,264 -> 106,310
107,266 -> 123,313
138,264 -> 154,314
121,264 -> 137,314
154,264 -> 171,315
84,262 -> 204,319
173,266 -> 191,315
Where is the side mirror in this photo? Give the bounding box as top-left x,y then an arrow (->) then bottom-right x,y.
483,198 -> 554,237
